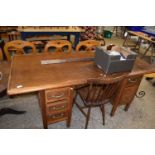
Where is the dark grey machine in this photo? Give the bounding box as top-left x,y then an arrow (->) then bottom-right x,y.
94,47 -> 137,74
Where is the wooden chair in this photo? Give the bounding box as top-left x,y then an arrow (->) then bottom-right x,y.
76,40 -> 100,52
4,40 -> 37,61
44,40 -> 72,53
7,31 -> 20,41
74,75 -> 125,129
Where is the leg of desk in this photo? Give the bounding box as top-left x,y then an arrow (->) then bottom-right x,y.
135,37 -> 141,52
38,91 -> 48,129
123,32 -> 129,47
67,87 -> 74,128
67,112 -> 72,128
124,100 -> 133,111
111,80 -> 126,116
74,33 -> 80,49
141,43 -> 152,58
67,33 -> 71,42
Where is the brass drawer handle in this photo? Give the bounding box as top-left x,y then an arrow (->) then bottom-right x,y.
51,93 -> 65,99
128,78 -> 137,83
51,113 -> 64,119
52,105 -> 66,110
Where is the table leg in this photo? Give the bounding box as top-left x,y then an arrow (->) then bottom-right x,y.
141,43 -> 152,58
111,80 -> 126,116
21,32 -> 26,40
38,91 -> 48,129
123,32 -> 129,46
66,112 -> 72,128
67,34 -> 71,42
73,33 -> 80,49
134,37 -> 141,52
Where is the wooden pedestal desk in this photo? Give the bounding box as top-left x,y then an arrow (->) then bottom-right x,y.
7,52 -> 155,128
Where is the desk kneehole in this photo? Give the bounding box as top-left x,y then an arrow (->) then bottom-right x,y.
38,87 -> 74,129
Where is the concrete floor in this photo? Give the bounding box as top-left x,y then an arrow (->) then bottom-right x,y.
0,33 -> 155,129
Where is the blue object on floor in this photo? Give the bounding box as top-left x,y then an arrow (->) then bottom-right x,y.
127,26 -> 144,31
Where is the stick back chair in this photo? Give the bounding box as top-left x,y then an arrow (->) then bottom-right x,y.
44,40 -> 72,53
75,75 -> 125,128
7,31 -> 20,41
4,40 -> 37,61
76,40 -> 100,52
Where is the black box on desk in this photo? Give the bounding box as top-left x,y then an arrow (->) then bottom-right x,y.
94,46 -> 137,74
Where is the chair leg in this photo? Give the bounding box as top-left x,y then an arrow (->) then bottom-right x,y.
123,32 -> 128,46
141,43 -> 152,58
72,91 -> 78,108
85,107 -> 91,129
100,105 -> 105,125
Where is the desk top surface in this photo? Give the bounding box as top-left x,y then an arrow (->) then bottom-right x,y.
128,31 -> 155,43
18,26 -> 85,33
7,52 -> 155,95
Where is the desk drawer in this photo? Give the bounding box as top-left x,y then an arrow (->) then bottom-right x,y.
46,99 -> 68,114
47,112 -> 67,124
126,76 -> 142,87
45,88 -> 69,103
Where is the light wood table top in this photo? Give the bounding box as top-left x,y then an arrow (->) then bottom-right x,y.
7,52 -> 155,95
128,31 -> 155,44
18,26 -> 85,32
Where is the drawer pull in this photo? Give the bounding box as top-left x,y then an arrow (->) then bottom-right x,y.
51,113 -> 64,119
51,93 -> 65,99
128,78 -> 137,83
52,105 -> 66,110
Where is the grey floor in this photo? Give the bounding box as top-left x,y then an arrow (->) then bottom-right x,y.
0,34 -> 155,129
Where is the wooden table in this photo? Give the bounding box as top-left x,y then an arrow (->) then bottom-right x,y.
123,31 -> 155,62
18,26 -> 85,48
7,52 -> 155,128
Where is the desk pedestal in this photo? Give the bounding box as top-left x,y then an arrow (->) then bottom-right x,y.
111,75 -> 143,116
38,87 -> 73,129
